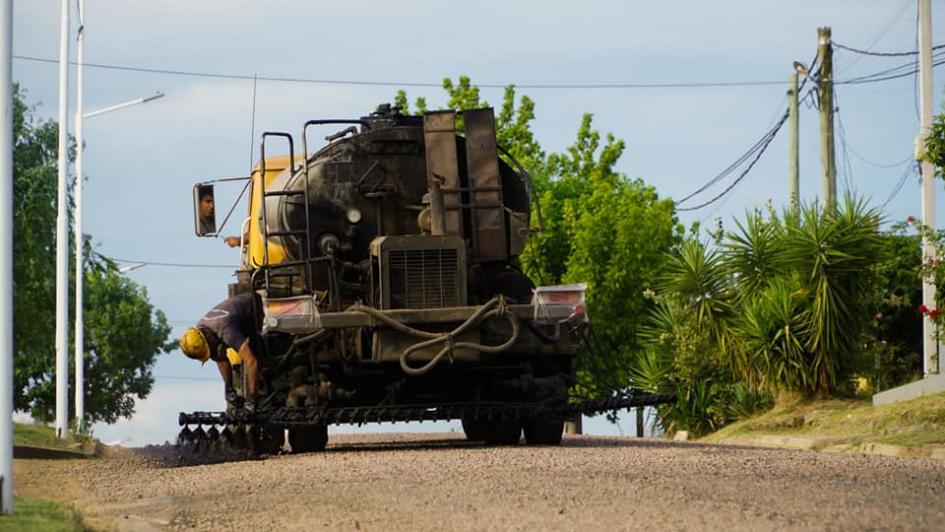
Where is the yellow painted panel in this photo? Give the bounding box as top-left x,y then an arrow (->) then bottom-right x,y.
246,155 -> 305,269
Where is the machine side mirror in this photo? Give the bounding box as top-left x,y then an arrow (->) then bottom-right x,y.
193,184 -> 217,236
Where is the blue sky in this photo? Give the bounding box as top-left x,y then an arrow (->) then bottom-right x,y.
13,0 -> 945,444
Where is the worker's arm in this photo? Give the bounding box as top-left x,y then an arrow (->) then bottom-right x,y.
223,228 -> 249,248
215,358 -> 232,387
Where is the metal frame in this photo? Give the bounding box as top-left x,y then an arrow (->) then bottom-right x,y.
259,131 -> 307,294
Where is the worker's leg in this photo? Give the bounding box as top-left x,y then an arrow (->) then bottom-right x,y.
239,339 -> 259,397
216,359 -> 242,407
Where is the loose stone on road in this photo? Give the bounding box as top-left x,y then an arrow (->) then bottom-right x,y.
14,433 -> 945,530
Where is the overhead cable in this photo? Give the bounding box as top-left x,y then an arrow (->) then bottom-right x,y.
836,54 -> 945,85
677,110 -> 789,212
835,0 -> 914,74
13,54 -> 789,90
836,108 -> 855,193
834,41 -> 945,57
881,160 -> 919,209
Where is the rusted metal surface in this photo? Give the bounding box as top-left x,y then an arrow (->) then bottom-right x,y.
264,302 -> 578,333
422,111 -> 463,236
464,108 -> 508,262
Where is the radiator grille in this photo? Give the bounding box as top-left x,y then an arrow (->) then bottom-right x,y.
388,248 -> 460,309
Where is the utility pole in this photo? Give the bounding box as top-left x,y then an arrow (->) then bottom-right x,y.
917,0 -> 937,376
789,71 -> 800,207
74,0 -> 85,432
0,0 -> 14,514
54,0 -> 71,439
817,26 -> 836,209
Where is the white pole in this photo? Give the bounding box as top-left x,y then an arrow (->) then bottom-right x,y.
74,0 -> 85,431
0,0 -> 15,514
918,0 -> 937,376
55,0 -> 71,439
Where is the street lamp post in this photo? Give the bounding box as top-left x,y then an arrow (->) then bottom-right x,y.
73,88 -> 162,431
72,0 -> 163,431
1,0 -> 14,513
54,0 -> 71,441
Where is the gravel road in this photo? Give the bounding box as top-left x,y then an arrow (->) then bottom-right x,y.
13,433 -> 945,531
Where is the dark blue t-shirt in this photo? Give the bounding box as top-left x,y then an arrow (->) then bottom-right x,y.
197,293 -> 258,360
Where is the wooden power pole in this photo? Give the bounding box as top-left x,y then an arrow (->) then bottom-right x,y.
817,27 -> 836,208
789,72 -> 800,207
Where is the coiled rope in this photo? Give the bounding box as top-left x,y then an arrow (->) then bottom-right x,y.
349,296 -> 520,376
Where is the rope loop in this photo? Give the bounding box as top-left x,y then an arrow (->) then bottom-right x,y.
349,296 -> 520,376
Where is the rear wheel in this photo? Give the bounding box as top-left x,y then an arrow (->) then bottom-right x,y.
249,424 -> 285,456
523,417 -> 564,446
288,424 -> 329,453
461,418 -> 485,441
482,420 -> 522,445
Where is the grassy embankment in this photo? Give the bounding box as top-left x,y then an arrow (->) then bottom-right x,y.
0,498 -> 87,531
0,423 -> 90,531
13,422 -> 96,453
703,391 -> 945,450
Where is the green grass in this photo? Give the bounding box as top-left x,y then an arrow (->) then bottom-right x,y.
0,497 -> 87,531
13,423 -> 95,453
703,391 -> 945,448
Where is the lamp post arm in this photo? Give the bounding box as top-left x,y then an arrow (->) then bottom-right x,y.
83,92 -> 164,119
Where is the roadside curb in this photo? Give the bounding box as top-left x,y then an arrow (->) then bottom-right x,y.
714,435 -> 945,460
13,444 -> 93,460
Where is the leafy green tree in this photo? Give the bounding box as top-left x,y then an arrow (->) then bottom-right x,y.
863,227 -> 922,391
926,94 -> 945,180
13,85 -> 172,424
558,128 -> 679,392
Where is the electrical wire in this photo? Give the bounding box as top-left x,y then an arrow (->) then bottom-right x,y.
12,54 -> 790,90
881,160 -> 919,209
838,53 -> 935,84
835,0 -> 914,74
836,53 -> 945,85
110,257 -> 234,269
677,110 -> 789,212
673,116 -> 781,205
674,53 -> 818,209
846,147 -> 914,169
834,41 -> 945,57
836,112 -> 855,194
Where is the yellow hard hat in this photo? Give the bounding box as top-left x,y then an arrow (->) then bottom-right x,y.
179,327 -> 210,363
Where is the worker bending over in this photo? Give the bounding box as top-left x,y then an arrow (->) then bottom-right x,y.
179,292 -> 262,414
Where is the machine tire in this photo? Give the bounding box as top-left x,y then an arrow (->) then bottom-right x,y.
482,420 -> 522,445
288,424 -> 329,453
523,417 -> 564,446
250,425 -> 285,455
461,418 -> 485,441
